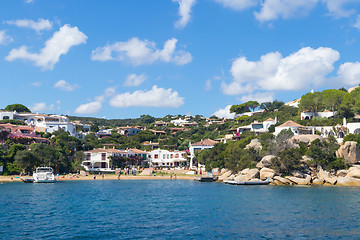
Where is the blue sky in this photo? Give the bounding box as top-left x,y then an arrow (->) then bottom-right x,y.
1,0 -> 360,119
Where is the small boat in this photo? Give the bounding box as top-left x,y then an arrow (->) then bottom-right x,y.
194,176 -> 215,182
224,178 -> 270,185
21,177 -> 34,183
33,167 -> 56,183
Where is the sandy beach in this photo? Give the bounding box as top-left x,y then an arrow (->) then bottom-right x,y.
0,174 -> 198,182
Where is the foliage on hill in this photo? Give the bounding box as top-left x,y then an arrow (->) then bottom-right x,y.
4,104 -> 31,113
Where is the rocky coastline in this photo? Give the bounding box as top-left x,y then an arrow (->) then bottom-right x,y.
217,154 -> 360,186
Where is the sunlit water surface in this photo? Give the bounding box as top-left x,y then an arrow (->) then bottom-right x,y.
1,180 -> 360,239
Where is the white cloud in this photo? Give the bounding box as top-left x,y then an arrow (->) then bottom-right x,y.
109,85 -> 184,108
173,0 -> 196,28
222,47 -> 340,95
323,0 -> 358,18
75,87 -> 116,115
54,80 -> 79,91
238,92 -> 274,103
91,37 -> 192,66
336,62 -> 360,86
124,74 -> 147,87
31,81 -> 41,87
254,0 -> 318,22
213,105 -> 236,119
0,30 -> 13,45
75,101 -> 102,115
5,18 -> 52,34
214,0 -> 258,11
31,102 -> 54,112
205,79 -> 212,91
354,14 -> 360,29
6,24 -> 87,70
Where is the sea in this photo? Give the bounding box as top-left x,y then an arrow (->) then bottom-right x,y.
1,180 -> 360,239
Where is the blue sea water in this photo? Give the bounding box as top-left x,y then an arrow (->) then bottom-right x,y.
1,180 -> 360,240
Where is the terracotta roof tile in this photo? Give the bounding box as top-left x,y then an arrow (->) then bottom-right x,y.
277,120 -> 305,128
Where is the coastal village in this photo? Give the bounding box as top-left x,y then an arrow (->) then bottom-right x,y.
2,86 -> 360,186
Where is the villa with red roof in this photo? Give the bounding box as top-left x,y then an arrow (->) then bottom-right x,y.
189,139 -> 218,169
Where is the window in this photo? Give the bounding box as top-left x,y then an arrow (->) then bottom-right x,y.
155,154 -> 158,159
86,153 -> 91,160
3,116 -> 9,120
102,153 -> 106,160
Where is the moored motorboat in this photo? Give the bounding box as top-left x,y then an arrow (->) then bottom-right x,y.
224,178 -> 270,185
33,167 -> 56,183
194,176 -> 215,182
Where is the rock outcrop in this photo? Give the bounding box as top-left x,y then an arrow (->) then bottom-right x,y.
336,177 -> 360,186
336,141 -> 360,164
287,175 -> 311,185
256,155 -> 276,168
317,167 -> 337,185
245,139 -> 262,150
345,167 -> 360,179
273,176 -> 292,185
259,168 -> 275,180
218,170 -> 232,181
234,168 -> 260,181
291,135 -> 321,145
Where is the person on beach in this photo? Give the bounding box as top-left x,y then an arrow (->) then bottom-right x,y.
174,174 -> 177,180
93,174 -> 96,180
118,172 -> 121,180
102,173 -> 105,179
170,174 -> 173,180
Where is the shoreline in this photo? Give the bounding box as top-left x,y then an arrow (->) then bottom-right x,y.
0,174 -> 198,182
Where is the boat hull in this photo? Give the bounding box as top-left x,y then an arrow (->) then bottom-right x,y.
224,180 -> 270,185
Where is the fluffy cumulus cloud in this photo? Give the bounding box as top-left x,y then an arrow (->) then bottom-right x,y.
75,101 -> 102,115
75,87 -> 116,115
239,92 -> 274,103
91,37 -> 192,66
336,62 -> 360,86
212,105 -> 236,119
214,0 -> 258,11
222,47 -> 340,95
31,102 -> 54,112
323,0 -> 358,18
173,0 -> 196,28
54,80 -> 79,91
109,85 -> 184,108
124,73 -> 147,87
6,24 -> 87,70
0,30 -> 13,45
254,0 -> 318,22
5,18 -> 52,34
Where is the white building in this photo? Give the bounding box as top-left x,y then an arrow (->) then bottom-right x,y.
82,148 -> 120,172
285,99 -> 300,108
117,127 -> 142,136
170,118 -> 191,126
189,139 -> 218,169
147,149 -> 187,168
274,120 -> 306,136
300,111 -> 336,120
237,118 -> 277,135
0,111 -> 76,136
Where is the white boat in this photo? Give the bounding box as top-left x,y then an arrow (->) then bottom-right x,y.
33,167 -> 56,183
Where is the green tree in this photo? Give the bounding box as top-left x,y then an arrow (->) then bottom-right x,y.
4,104 -> 31,113
299,92 -> 324,113
140,115 -> 155,124
14,150 -> 38,174
322,89 -> 346,111
230,101 -> 260,114
260,100 -> 284,112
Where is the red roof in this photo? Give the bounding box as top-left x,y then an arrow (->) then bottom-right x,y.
278,120 -> 304,128
192,139 -> 218,146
